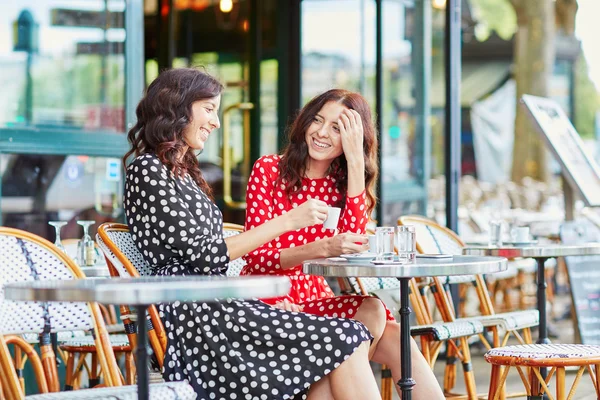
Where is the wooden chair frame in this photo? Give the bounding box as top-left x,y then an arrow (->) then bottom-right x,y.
0,227 -> 123,400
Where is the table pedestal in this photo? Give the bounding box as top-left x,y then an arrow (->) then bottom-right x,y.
398,278 -> 415,399
136,305 -> 150,400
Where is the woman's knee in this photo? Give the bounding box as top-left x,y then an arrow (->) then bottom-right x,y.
355,297 -> 387,338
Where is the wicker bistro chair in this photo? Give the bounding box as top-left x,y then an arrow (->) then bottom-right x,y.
0,227 -> 124,398
486,344 -> 600,400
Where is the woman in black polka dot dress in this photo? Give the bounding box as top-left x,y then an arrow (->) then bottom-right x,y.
123,68 -> 382,400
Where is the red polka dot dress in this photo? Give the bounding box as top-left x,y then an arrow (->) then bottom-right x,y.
242,155 -> 394,321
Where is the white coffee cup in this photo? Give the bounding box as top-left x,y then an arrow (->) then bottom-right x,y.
367,234 -> 377,253
322,207 -> 341,230
511,226 -> 530,242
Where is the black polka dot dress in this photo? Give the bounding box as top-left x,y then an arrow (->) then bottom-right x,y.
124,154 -> 372,400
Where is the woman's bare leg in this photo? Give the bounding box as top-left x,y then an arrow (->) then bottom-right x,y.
306,376 -> 334,400
329,340 -> 382,399
369,321 -> 445,399
352,297 -> 387,357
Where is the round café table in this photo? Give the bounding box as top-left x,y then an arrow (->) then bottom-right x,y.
303,255 -> 507,400
462,244 -> 600,344
4,275 -> 291,400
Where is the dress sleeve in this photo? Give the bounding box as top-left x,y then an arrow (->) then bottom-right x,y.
242,157 -> 283,275
339,190 -> 369,234
125,157 -> 229,274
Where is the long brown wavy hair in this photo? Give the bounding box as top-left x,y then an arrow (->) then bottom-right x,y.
278,89 -> 379,216
123,68 -> 224,197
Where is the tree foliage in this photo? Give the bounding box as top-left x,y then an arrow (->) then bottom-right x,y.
469,0 -> 517,41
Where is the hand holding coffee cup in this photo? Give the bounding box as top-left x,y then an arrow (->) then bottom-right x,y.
322,206 -> 341,230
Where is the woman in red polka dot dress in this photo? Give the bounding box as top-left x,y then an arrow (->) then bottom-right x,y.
242,89 -> 444,398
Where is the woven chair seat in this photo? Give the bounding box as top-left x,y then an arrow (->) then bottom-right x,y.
411,320 -> 485,341
60,334 -> 130,350
21,330 -> 87,344
464,310 -> 539,330
485,344 -> 600,366
25,381 -> 195,400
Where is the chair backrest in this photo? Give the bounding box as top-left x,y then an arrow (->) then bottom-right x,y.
223,223 -> 245,277
96,223 -> 151,278
0,228 -> 122,397
398,215 -> 465,255
0,228 -> 94,335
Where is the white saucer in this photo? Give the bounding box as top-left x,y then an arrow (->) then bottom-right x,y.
340,252 -> 377,263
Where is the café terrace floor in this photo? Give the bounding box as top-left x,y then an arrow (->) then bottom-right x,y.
383,293 -> 598,399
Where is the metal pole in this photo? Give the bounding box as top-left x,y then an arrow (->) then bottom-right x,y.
125,0 -> 145,132
375,0 -> 383,225
249,0 -> 262,164
445,0 -> 462,314
444,0 -> 461,233
414,0 -> 432,215
276,0 -> 301,151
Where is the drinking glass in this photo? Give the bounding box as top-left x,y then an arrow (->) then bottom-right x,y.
77,220 -> 97,266
375,227 -> 395,261
488,220 -> 503,247
397,225 -> 416,263
48,221 -> 68,254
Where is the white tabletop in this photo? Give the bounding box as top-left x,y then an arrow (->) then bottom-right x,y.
4,276 -> 291,305
463,243 -> 600,258
303,255 -> 507,278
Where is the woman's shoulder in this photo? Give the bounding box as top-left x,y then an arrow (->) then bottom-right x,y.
127,153 -> 163,171
252,154 -> 281,175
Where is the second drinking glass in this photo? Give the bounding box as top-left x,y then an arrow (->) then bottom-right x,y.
397,225 -> 416,263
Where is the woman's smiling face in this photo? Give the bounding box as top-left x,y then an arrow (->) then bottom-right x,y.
183,95 -> 221,150
305,101 -> 347,163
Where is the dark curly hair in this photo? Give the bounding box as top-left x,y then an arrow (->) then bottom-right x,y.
123,68 -> 224,197
278,89 -> 379,217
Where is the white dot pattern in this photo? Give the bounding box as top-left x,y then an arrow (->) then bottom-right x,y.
241,155 -> 395,321
124,154 -> 372,399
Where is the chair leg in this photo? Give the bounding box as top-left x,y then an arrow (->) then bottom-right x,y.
64,352 -> 75,391
380,364 -> 393,400
458,337 -> 478,399
39,343 -> 60,392
124,352 -> 134,385
443,341 -> 458,394
90,353 -> 100,388
556,367 -> 565,400
488,364 -> 502,400
14,345 -> 25,393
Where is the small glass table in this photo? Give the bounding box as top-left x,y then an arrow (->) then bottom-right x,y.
5,275 -> 291,400
303,255 -> 507,400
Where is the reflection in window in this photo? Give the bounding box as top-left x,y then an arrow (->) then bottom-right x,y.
0,154 -> 123,242
0,1 -> 126,132
301,0 -> 375,105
